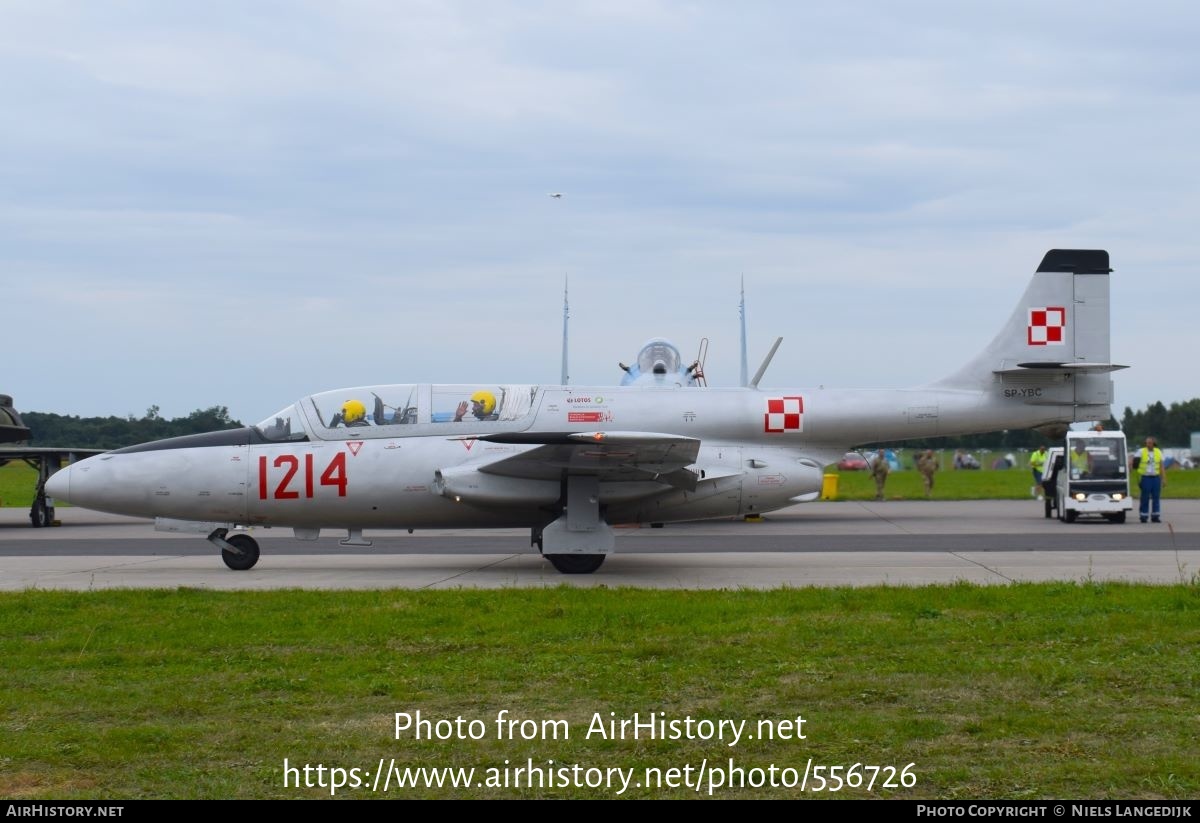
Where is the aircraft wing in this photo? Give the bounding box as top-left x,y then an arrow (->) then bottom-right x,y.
0,446 -> 106,465
468,431 -> 701,487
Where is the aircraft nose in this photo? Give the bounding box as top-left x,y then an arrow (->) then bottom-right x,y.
44,455 -> 116,510
45,466 -> 70,501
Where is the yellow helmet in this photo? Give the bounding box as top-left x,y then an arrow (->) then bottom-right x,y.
341,399 -> 366,424
470,390 -> 496,416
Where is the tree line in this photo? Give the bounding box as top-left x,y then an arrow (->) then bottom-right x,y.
1119,398 -> 1200,446
18,397 -> 1200,452
870,398 -> 1199,451
23,406 -> 242,450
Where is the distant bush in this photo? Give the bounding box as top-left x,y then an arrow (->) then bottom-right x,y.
22,406 -> 242,450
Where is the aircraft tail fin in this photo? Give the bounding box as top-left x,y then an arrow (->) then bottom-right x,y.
932,249 -> 1125,415
561,276 -> 570,386
739,277 -> 749,387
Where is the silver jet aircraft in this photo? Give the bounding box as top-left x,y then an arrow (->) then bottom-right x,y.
46,249 -> 1123,574
618,338 -> 704,387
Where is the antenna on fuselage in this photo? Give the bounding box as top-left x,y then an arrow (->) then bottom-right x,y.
748,337 -> 783,389
560,275 -> 570,386
739,276 -> 749,387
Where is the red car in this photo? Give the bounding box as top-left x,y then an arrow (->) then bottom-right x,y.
837,452 -> 869,471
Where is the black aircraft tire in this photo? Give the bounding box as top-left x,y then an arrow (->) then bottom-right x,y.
30,500 -> 49,528
221,534 -> 261,571
545,554 -> 606,574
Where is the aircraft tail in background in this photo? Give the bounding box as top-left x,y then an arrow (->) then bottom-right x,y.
932,249 -> 1125,415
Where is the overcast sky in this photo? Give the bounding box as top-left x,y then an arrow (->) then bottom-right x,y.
4,1 -> 1197,426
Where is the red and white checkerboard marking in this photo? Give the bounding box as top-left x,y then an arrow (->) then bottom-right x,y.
764,396 -> 804,433
1027,306 -> 1066,346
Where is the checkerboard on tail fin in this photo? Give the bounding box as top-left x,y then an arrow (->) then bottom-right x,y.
931,250 -> 1126,422
1027,306 -> 1067,346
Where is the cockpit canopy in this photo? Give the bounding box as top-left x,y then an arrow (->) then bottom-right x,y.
639,338 -> 682,376
619,338 -> 698,387
254,384 -> 539,442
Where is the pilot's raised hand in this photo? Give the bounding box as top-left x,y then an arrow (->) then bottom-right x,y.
453,401 -> 469,422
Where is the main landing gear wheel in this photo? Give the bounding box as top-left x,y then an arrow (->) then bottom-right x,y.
545,554 -> 606,574
221,533 -> 260,571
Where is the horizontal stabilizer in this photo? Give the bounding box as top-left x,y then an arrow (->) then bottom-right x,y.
994,362 -> 1129,375
1017,398 -> 1113,407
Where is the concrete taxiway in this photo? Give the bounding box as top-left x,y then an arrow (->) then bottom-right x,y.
0,500 -> 1197,590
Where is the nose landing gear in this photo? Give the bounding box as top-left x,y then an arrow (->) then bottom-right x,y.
208,528 -> 261,571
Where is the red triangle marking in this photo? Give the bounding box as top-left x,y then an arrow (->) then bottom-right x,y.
347,441 -> 363,456
461,439 -> 475,452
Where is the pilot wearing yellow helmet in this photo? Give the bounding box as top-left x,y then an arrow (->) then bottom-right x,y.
453,390 -> 499,422
331,398 -> 370,427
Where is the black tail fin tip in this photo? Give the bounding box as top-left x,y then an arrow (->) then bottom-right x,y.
1037,249 -> 1112,274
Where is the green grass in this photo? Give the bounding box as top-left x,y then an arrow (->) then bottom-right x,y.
833,465 -> 1036,500
1,585 -> 1198,799
0,462 -> 39,508
832,464 -> 1200,501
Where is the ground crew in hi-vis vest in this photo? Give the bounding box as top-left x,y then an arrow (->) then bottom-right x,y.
1069,441 -> 1092,477
1029,445 -> 1048,499
1135,436 -> 1167,523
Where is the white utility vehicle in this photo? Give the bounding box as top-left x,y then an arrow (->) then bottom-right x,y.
1042,430 -> 1132,523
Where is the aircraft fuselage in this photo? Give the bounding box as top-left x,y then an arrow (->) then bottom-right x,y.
50,383 -> 1092,531
43,248 -> 1122,573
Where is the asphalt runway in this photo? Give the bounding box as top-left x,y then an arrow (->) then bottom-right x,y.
1,500 -> 1197,590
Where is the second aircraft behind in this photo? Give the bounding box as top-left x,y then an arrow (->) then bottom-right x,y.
47,249 -> 1123,573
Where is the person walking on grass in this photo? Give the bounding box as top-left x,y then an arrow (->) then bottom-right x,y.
1030,445 -> 1048,499
872,449 -> 890,501
917,450 -> 939,499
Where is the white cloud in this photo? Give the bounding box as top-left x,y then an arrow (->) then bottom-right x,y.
0,1 -> 1196,425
